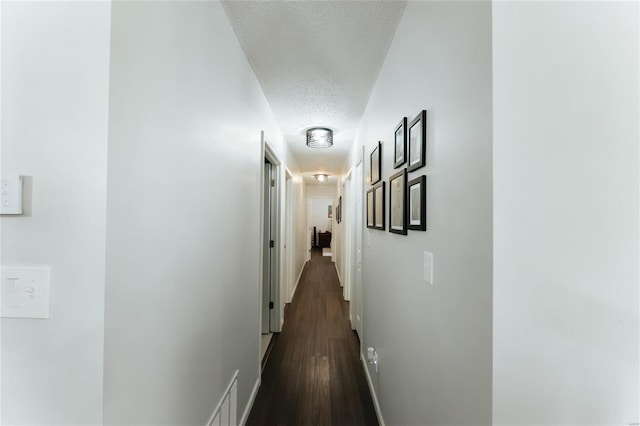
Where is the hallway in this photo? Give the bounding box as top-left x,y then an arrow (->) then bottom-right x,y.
247,249 -> 378,426
2,1 -> 637,424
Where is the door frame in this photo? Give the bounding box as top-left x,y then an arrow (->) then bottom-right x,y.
258,131 -> 283,366
261,157 -> 273,334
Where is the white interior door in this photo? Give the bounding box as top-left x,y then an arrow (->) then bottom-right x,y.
343,178 -> 351,303
285,171 -> 293,303
354,149 -> 364,337
261,160 -> 273,334
260,137 -> 283,336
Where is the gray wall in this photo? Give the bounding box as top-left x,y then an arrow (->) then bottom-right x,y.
1,2 -> 111,423
1,1 -> 306,423
352,2 -> 493,424
104,1 -> 294,424
492,2 -> 639,424
287,176 -> 308,303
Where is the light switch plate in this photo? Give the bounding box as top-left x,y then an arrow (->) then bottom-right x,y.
424,252 -> 433,285
1,174 -> 23,214
1,267 -> 51,318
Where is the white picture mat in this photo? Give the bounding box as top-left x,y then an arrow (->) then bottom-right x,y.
374,187 -> 383,227
409,120 -> 422,166
391,177 -> 404,229
395,126 -> 404,163
410,183 -> 421,225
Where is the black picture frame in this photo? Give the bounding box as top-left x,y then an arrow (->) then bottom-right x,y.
407,110 -> 427,172
408,175 -> 427,231
366,189 -> 374,228
389,169 -> 407,235
394,117 -> 407,168
373,181 -> 385,230
370,141 -> 382,185
337,196 -> 342,223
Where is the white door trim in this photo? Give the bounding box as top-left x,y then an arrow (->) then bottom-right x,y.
258,131 -> 283,370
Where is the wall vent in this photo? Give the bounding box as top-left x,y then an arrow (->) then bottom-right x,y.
207,370 -> 238,426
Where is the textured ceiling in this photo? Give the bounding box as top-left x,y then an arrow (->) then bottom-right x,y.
222,0 -> 407,176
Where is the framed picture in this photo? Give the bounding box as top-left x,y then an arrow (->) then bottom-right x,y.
370,141 -> 382,185
408,175 -> 427,231
366,189 -> 375,228
389,169 -> 407,235
337,196 -> 342,223
394,117 -> 407,168
408,110 -> 427,172
328,205 -> 333,219
373,181 -> 385,230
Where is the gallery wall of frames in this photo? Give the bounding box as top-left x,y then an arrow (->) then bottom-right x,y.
367,109 -> 427,235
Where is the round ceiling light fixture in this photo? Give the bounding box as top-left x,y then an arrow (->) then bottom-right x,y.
306,127 -> 333,148
314,174 -> 329,182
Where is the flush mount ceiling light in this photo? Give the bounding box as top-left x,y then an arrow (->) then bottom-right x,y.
314,174 -> 329,182
306,127 -> 333,148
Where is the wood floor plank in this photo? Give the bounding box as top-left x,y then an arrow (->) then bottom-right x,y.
295,355 -> 331,426
329,339 -> 361,426
246,248 -> 379,426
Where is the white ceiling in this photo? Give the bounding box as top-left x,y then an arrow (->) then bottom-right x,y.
222,0 -> 407,177
302,174 -> 340,187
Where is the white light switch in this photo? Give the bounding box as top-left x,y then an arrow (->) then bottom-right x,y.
1,267 -> 51,318
1,174 -> 23,215
424,252 -> 433,285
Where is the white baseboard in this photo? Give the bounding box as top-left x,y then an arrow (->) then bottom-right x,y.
239,375 -> 260,426
335,265 -> 342,287
361,353 -> 385,426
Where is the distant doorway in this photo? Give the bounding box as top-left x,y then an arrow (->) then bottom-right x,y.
306,197 -> 333,261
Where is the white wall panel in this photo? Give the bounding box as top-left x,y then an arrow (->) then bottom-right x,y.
492,3 -> 639,424
105,2 -> 289,423
1,2 -> 111,423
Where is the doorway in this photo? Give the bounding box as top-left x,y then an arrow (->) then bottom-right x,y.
259,133 -> 283,364
307,197 -> 334,261
262,157 -> 276,336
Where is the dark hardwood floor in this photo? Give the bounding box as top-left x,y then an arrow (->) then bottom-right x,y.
247,248 -> 379,426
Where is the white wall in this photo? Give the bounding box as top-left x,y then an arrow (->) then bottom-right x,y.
309,198 -> 333,235
0,2 -> 111,424
288,175 -> 307,300
492,3 -> 639,425
104,2 -> 291,424
306,184 -> 336,199
307,185 -> 336,244
350,2 -> 493,424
